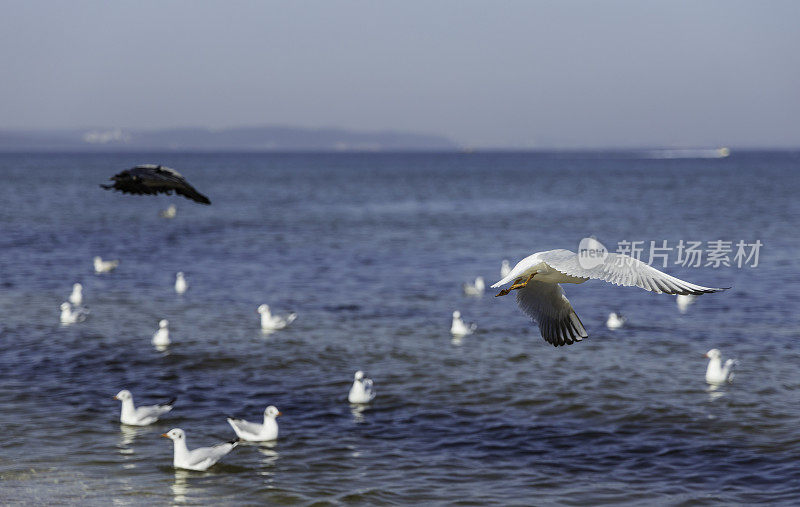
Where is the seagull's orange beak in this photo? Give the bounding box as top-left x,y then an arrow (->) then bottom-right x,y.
161,433 -> 169,438
277,411 -> 283,417
703,353 -> 709,358
113,396 -> 118,400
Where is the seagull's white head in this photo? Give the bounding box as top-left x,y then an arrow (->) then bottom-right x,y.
114,389 -> 132,401
176,272 -> 184,278
60,302 -> 71,310
159,319 -> 169,328
94,256 -> 101,262
257,304 -> 269,314
354,370 -> 364,380
73,283 -> 82,291
453,310 -> 461,319
705,348 -> 721,359
265,405 -> 282,418
162,428 -> 185,441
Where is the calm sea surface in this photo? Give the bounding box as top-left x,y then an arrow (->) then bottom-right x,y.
0,151 -> 799,505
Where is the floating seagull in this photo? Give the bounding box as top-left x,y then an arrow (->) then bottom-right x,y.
257,304 -> 297,331
175,272 -> 188,294
348,371 -> 376,404
161,429 -> 238,471
160,204 -> 177,219
492,249 -> 726,346
501,260 -> 511,278
101,165 -> 211,205
94,256 -> 119,273
705,349 -> 737,385
60,302 -> 87,324
68,283 -> 83,306
677,294 -> 698,313
462,276 -> 485,296
152,319 -> 171,347
606,312 -> 626,330
451,310 -> 476,336
114,389 -> 176,426
227,406 -> 281,441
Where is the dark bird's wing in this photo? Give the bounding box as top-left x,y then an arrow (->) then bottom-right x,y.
515,280 -> 588,347
101,165 -> 211,205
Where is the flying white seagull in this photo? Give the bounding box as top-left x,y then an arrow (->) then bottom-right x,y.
492,249 -> 726,346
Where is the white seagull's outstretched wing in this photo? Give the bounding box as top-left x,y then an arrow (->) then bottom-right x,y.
539,249 -> 725,295
516,280 -> 588,346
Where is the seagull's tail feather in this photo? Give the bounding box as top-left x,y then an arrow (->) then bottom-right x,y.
162,397 -> 177,407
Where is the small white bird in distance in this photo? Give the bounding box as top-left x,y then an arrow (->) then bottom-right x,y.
160,204 -> 177,219
152,319 -> 170,347
606,312 -> 626,330
348,370 -> 376,404
227,406 -> 281,441
258,304 -> 297,331
451,310 -> 476,336
677,294 -> 698,313
94,256 -> 119,273
705,349 -> 737,385
60,302 -> 87,324
68,283 -> 83,306
462,276 -> 485,296
500,259 -> 511,278
175,272 -> 188,294
493,248 -> 726,346
114,389 -> 176,426
161,428 -> 238,471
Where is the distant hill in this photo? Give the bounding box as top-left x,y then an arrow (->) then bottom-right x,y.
0,126 -> 458,152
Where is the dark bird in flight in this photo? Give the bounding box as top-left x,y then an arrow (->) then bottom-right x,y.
101,165 -> 211,205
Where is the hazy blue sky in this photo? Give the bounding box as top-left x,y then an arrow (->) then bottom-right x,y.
1,1 -> 798,148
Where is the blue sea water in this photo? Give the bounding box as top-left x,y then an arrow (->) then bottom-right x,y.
0,151 -> 799,505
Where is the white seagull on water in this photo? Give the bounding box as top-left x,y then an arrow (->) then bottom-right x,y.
606,312 -> 626,330
677,294 -> 698,313
492,248 -> 726,346
60,302 -> 87,324
450,310 -> 476,336
175,272 -> 188,294
114,389 -> 175,426
227,406 -> 281,441
152,319 -> 170,347
94,256 -> 119,273
68,283 -> 83,306
258,304 -> 297,331
705,349 -> 737,385
348,371 -> 376,404
161,428 -> 238,471
462,276 -> 485,296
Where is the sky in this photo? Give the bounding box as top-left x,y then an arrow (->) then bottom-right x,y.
0,1 -> 798,148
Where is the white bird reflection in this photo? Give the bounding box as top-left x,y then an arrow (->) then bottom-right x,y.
257,442 -> 280,467
451,334 -> 466,346
117,425 -> 148,455
706,383 -> 726,401
171,469 -> 192,503
350,403 -> 368,423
